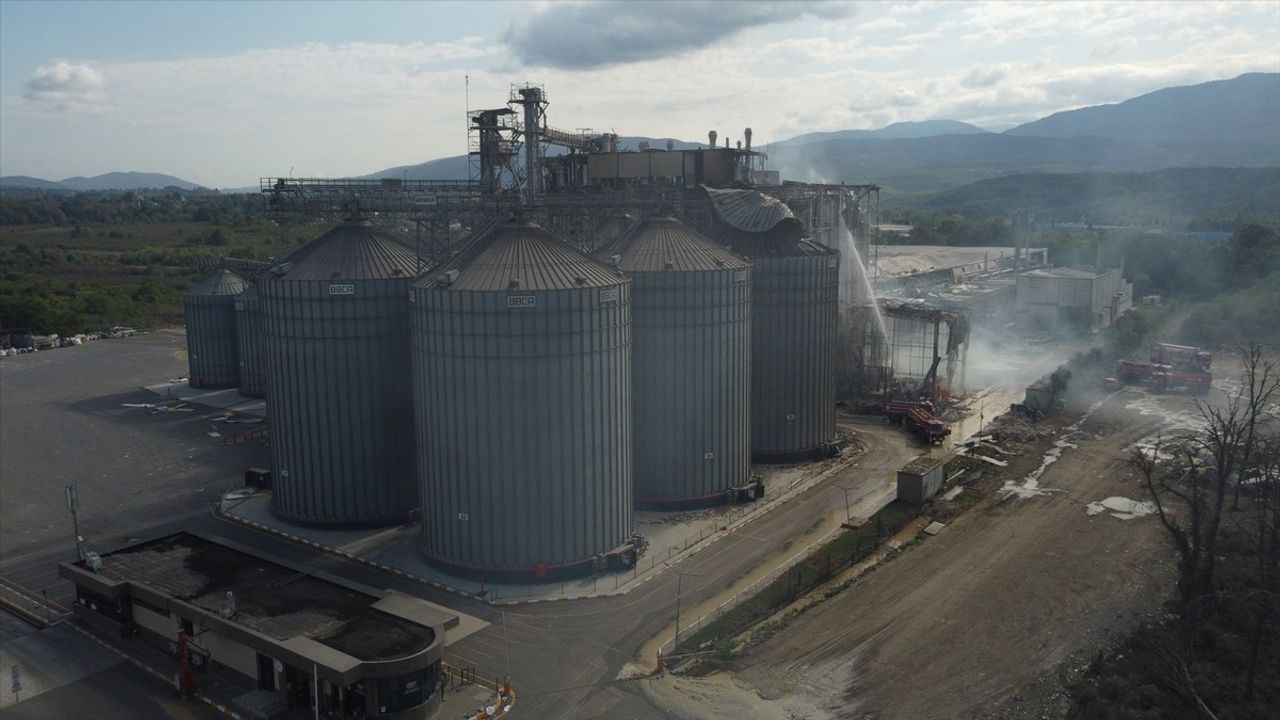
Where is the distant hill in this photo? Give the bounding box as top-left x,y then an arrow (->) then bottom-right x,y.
896,167 -> 1280,223
779,120 -> 990,147
768,74 -> 1280,196
0,172 -> 202,191
1005,73 -> 1280,152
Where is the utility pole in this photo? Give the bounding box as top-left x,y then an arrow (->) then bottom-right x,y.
65,481 -> 82,561
664,563 -> 698,653
501,612 -> 511,698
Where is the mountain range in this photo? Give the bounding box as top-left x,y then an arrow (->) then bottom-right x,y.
0,172 -> 202,192
2,73 -> 1276,195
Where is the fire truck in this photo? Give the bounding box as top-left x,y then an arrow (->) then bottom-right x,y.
1150,343 -> 1212,372
884,399 -> 951,445
1116,343 -> 1212,394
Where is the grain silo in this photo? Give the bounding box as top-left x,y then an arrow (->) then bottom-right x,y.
184,269 -> 247,389
598,215 -> 752,509
411,219 -> 634,581
261,220 -> 418,526
233,285 -> 265,398
706,188 -> 839,462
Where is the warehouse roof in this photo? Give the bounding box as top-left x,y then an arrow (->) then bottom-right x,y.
96,533 -> 435,663
419,219 -> 624,291
600,215 -> 748,272
872,245 -> 1046,278
1021,266 -> 1102,280
185,269 -> 247,297
276,221 -> 418,282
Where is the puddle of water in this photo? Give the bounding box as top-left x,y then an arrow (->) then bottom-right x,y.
1086,496 -> 1156,520
1000,397 -> 1106,500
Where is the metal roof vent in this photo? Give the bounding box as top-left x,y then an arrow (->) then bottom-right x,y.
664,259 -> 675,270
574,275 -> 588,286
443,269 -> 460,285
509,278 -> 521,289
608,254 -> 622,268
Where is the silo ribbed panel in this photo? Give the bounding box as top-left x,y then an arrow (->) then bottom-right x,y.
750,253 -> 840,458
262,275 -> 415,525
234,286 -> 265,398
260,220 -> 419,527
184,269 -> 246,389
596,215 -> 752,508
412,284 -> 632,571
411,220 -> 633,575
628,269 -> 752,507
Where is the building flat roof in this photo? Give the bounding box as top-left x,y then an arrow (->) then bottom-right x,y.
1021,266 -> 1105,280
900,455 -> 948,476
96,533 -> 435,663
873,245 -> 1046,278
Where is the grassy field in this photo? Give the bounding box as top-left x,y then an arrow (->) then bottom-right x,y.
0,217 -> 310,336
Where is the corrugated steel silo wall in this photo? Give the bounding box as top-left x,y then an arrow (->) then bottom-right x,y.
234,291 -> 265,398
412,284 -> 632,570
263,277 -> 415,525
631,268 -> 751,506
184,295 -> 239,389
751,254 -> 839,457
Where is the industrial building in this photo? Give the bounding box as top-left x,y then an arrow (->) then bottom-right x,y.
260,219 -> 419,527
707,188 -> 840,461
598,215 -> 753,509
1015,266 -> 1133,331
59,532 -> 451,720
171,82 -> 889,582
184,269 -> 246,389
410,219 -> 636,581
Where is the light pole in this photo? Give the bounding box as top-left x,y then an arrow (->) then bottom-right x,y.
65,481 -> 82,561
665,563 -> 698,653
501,612 -> 511,696
840,486 -> 854,522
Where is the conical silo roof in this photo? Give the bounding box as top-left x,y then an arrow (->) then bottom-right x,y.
602,215 -> 749,272
704,187 -> 832,258
419,219 -> 622,291
277,221 -> 417,281
186,269 -> 247,296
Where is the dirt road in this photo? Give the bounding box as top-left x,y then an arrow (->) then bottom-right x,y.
719,390 -> 1181,720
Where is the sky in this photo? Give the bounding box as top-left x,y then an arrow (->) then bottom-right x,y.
1,0 -> 1277,188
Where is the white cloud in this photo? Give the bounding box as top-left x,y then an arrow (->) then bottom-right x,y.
24,61 -> 107,113
1,1 -> 1277,184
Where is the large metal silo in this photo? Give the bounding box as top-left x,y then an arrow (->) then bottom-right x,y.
234,285 -> 265,398
412,219 -> 634,581
184,269 -> 247,389
706,189 -> 839,462
261,220 -> 418,527
597,215 -> 752,510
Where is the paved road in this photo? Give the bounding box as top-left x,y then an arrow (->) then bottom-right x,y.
1,331 -> 268,609
0,332 -> 922,719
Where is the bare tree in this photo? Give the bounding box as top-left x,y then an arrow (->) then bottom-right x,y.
1135,345 -> 1279,613
1135,345 -> 1280,705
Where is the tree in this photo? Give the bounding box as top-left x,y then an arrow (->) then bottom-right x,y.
1136,346 -> 1278,614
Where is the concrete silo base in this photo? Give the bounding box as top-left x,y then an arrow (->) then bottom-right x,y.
635,489 -> 735,513
752,440 -> 844,465
415,541 -> 639,585
267,499 -> 413,530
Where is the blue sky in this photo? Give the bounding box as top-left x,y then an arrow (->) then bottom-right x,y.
2,0 -> 1277,187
